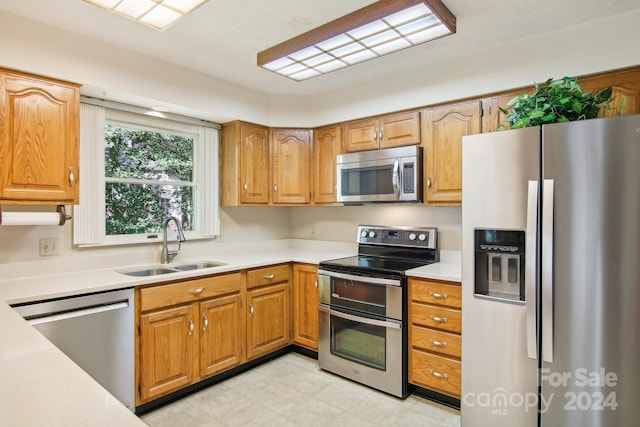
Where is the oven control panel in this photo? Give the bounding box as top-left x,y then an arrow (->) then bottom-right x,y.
357,225 -> 437,249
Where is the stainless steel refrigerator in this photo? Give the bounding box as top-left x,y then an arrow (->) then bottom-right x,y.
461,114 -> 640,426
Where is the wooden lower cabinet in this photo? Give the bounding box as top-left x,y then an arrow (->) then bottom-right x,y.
138,273 -> 243,404
408,277 -> 462,399
139,304 -> 199,402
200,294 -> 242,377
292,263 -> 319,350
246,281 -> 290,360
245,263 -> 291,360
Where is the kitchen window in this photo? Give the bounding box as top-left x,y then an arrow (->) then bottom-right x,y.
74,103 -> 220,246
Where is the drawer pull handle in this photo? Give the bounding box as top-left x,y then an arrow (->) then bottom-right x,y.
429,292 -> 448,299
315,279 -> 318,288
249,303 -> 254,317
188,317 -> 194,336
188,288 -> 205,295
430,339 -> 447,347
430,315 -> 448,323
203,313 -> 209,331
264,274 -> 275,280
68,167 -> 75,187
430,369 -> 448,379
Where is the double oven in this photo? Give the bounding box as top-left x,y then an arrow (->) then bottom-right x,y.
318,225 -> 438,398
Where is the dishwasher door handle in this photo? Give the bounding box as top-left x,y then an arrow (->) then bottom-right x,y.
26,301 -> 130,326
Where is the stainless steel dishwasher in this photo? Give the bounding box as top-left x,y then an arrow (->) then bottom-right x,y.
12,288 -> 135,411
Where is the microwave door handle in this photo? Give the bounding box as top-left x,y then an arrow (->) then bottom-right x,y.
392,160 -> 400,199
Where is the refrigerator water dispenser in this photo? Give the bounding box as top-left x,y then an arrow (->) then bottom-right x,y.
474,229 -> 525,303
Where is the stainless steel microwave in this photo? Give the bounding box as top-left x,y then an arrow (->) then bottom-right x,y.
337,145 -> 422,203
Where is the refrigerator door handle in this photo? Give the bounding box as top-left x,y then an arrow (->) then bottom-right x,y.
526,180 -> 538,360
542,179 -> 554,363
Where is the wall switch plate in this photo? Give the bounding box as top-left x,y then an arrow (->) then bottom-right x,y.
39,238 -> 60,256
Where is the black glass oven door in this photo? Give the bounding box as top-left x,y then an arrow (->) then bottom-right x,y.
324,306 -> 401,371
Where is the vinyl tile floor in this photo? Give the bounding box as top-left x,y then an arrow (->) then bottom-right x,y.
139,353 -> 460,427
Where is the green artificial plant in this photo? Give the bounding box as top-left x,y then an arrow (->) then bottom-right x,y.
499,76 -> 623,130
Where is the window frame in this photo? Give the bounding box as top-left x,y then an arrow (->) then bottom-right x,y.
74,104 -> 220,247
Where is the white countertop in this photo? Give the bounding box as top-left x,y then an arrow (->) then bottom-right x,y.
0,241 -> 460,425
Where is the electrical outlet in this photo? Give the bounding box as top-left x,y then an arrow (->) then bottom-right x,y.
39,238 -> 60,256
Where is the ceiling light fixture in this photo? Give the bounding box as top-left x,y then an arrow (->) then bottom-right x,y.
257,0 -> 456,82
83,0 -> 209,31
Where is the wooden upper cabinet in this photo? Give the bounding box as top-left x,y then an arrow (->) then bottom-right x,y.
342,118 -> 379,152
380,111 -> 421,149
313,124 -> 341,204
221,121 -> 270,205
0,69 -> 80,204
342,111 -> 420,152
422,101 -> 481,205
271,129 -> 311,204
240,124 -> 270,204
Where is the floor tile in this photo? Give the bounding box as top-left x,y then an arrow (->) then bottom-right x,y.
140,353 -> 460,427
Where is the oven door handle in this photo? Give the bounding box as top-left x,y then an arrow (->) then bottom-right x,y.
318,305 -> 402,329
318,270 -> 402,287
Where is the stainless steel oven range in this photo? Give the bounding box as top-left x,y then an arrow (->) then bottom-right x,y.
318,225 -> 438,398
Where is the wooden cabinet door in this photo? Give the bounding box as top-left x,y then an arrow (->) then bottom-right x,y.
379,111 -> 420,149
239,123 -> 270,204
0,71 -> 79,204
246,282 -> 290,360
200,294 -> 242,378
292,264 -> 319,350
313,125 -> 341,204
139,304 -> 198,403
422,101 -> 481,205
271,129 -> 311,204
342,118 -> 379,152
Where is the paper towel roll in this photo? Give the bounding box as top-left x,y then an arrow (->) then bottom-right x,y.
0,211 -> 65,226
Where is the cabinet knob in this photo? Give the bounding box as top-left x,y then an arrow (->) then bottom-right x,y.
315,279 -> 318,289
427,176 -> 432,189
249,303 -> 254,317
430,369 -> 449,379
274,182 -> 278,194
68,167 -> 75,187
372,129 -> 377,141
430,315 -> 448,323
428,291 -> 448,299
429,339 -> 448,347
264,274 -> 275,280
379,128 -> 384,143
188,317 -> 194,336
203,313 -> 209,331
243,181 -> 248,192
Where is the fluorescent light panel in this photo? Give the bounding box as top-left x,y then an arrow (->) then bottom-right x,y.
258,0 -> 456,81
83,0 -> 208,30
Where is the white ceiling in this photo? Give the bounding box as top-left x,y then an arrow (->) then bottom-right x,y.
1,0 -> 639,98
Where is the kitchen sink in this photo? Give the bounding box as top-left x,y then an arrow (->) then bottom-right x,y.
172,261 -> 227,271
118,261 -> 227,277
119,267 -> 177,277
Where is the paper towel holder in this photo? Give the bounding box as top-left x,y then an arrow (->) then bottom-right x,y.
0,205 -> 72,226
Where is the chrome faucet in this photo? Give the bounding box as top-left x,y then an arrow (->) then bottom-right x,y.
161,216 -> 186,264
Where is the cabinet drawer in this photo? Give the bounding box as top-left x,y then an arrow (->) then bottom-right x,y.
410,279 -> 461,308
411,325 -> 461,358
411,303 -> 461,333
246,264 -> 290,289
140,273 -> 241,311
410,350 -> 461,398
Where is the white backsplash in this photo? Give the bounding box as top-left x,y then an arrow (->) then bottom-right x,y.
0,204 -> 461,278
